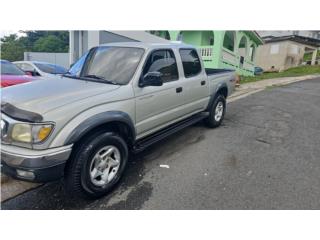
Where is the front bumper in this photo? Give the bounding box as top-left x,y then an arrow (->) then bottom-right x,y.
1,144 -> 72,182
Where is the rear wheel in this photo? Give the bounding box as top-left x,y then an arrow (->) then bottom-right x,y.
65,131 -> 128,199
205,94 -> 226,128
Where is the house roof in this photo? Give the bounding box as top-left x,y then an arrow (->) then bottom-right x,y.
263,35 -> 320,47
108,31 -> 170,43
243,31 -> 264,45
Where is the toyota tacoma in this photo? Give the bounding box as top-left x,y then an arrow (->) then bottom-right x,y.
1,42 -> 236,198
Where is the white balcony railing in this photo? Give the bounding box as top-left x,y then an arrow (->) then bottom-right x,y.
198,46 -> 214,61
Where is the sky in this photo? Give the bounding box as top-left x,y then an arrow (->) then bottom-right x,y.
0,30 -> 25,39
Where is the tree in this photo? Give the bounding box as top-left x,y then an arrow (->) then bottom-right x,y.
0,34 -> 25,61
33,35 -> 68,52
0,31 -> 69,61
21,31 -> 69,52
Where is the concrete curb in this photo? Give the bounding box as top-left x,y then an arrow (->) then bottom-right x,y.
228,74 -> 320,103
1,74 -> 320,202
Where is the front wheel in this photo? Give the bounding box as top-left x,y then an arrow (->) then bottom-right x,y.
65,131 -> 128,199
204,95 -> 226,128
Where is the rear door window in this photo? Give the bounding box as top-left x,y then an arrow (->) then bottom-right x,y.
179,49 -> 202,78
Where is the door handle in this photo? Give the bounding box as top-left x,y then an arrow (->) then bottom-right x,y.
176,87 -> 183,93
201,81 -> 206,86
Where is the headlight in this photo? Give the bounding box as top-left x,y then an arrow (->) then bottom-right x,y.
11,123 -> 54,143
11,124 -> 32,143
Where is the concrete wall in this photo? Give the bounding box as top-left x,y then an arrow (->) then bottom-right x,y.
24,52 -> 70,68
99,31 -> 137,44
69,30 -> 168,65
69,31 -> 99,65
255,40 -> 307,71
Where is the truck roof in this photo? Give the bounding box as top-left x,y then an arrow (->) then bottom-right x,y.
98,41 -> 196,50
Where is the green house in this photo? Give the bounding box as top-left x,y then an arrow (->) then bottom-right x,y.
149,31 -> 263,76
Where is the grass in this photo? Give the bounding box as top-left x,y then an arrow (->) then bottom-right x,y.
303,52 -> 320,61
241,65 -> 320,84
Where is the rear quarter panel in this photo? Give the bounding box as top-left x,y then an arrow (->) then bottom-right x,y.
207,71 -> 236,98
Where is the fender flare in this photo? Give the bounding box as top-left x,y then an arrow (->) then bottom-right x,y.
206,83 -> 228,111
64,111 -> 136,145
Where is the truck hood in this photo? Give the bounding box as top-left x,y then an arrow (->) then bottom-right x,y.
1,76 -> 120,115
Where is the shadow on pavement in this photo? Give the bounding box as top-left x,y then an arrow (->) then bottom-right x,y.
1,151 -> 149,210
1,124 -> 207,210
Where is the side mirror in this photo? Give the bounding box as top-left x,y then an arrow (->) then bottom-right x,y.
139,72 -> 163,87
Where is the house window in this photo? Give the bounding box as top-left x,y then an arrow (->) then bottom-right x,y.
249,44 -> 256,62
209,37 -> 214,46
238,36 -> 248,58
270,44 -> 280,54
223,31 -> 236,52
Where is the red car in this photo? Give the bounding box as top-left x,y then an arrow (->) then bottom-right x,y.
1,60 -> 36,88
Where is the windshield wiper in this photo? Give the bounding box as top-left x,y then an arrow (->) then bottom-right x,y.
82,74 -> 119,85
62,72 -> 79,79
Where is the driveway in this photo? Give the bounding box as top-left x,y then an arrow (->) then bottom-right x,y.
2,78 -> 320,210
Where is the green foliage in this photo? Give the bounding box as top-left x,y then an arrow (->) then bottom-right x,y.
241,65 -> 320,83
34,35 -> 68,52
303,52 -> 312,61
0,31 -> 69,61
0,34 -> 25,61
304,51 -> 320,61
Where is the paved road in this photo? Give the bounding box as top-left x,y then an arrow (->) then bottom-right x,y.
2,78 -> 320,210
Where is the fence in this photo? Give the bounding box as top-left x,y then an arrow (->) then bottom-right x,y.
24,52 -> 70,68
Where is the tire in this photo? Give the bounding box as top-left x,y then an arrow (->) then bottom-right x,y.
65,131 -> 128,199
204,94 -> 226,128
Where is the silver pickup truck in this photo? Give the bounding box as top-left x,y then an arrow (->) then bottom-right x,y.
1,42 -> 236,198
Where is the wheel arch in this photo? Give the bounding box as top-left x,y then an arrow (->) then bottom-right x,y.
206,83 -> 228,111
216,85 -> 228,99
64,111 -> 136,147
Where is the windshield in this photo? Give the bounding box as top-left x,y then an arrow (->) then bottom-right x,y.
1,61 -> 26,75
34,62 -> 67,74
80,47 -> 145,85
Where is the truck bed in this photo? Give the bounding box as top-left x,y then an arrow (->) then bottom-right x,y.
205,68 -> 236,97
205,68 -> 234,75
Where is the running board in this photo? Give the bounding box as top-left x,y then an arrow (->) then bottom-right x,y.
133,112 -> 209,153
